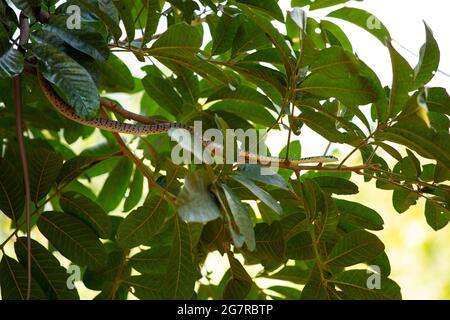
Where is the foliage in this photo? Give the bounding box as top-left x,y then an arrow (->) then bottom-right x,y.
0,0 -> 449,300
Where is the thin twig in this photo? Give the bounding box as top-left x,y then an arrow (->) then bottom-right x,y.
14,12 -> 31,300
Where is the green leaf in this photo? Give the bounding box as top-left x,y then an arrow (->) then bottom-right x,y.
301,264 -> 331,300
123,275 -> 163,299
235,0 -> 284,22
336,199 -> 384,231
326,230 -> 385,267
10,0 -> 41,17
221,184 -> 256,251
142,72 -> 184,116
285,231 -> 315,260
14,237 -> 79,300
29,148 -> 63,204
299,74 -> 377,107
0,47 -> 24,78
234,2 -> 294,72
130,245 -> 170,275
231,175 -> 282,215
60,191 -> 112,239
142,0 -> 162,45
414,23 -> 440,88
30,43 -> 100,119
209,101 -> 276,127
377,116 -> 450,170
223,252 -> 253,299
57,154 -> 111,185
0,157 -> 24,222
37,211 -> 108,270
117,193 -> 168,248
424,200 -> 449,231
427,87 -> 450,115
238,164 -> 288,190
78,0 -> 122,41
327,7 -> 391,44
165,215 -> 197,299
176,169 -> 222,223
312,176 -> 359,195
231,19 -> 272,56
320,20 -> 352,51
387,42 -> 414,117
0,255 -> 47,300
123,169 -> 144,212
211,13 -> 242,55
43,15 -> 110,61
113,0 -> 135,42
331,269 -> 402,300
96,54 -> 134,92
252,222 -> 285,262
266,264 -> 311,284
97,157 -> 133,212
207,85 -> 275,111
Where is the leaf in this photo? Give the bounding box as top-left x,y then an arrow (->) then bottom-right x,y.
141,72 -> 184,116
142,0 -> 161,45
113,0 -> 135,42
43,15 -> 110,61
117,193 -> 168,248
123,275 -> 163,299
30,43 -> 100,119
0,255 -> 47,300
331,270 -> 402,300
266,265 -> 311,284
320,20 -> 352,51
29,148 -> 63,204
10,0 -> 41,17
311,176 -> 359,195
0,46 -> 23,78
427,87 -> 450,115
285,232 -> 315,260
231,175 -> 282,215
238,164 -> 288,190
234,2 -> 294,72
96,54 -> 134,92
377,116 -> 450,170
221,184 -> 256,251
37,211 -> 108,270
207,85 -> 275,111
326,230 -> 385,267
59,191 -> 112,239
211,13 -> 242,55
14,237 -> 79,300
336,199 -> 384,231
176,169 -> 221,223
424,200 -> 449,231
78,0 -> 122,41
327,7 -> 391,44
57,154 -> 111,185
414,23 -> 440,88
301,264 -> 330,300
209,101 -> 276,127
129,245 -> 171,275
223,252 -> 252,300
252,222 -> 285,262
299,74 -> 377,107
0,157 -> 24,222
387,42 -> 414,117
236,0 -> 283,22
123,169 -> 143,212
97,157 -> 133,212
165,215 -> 197,299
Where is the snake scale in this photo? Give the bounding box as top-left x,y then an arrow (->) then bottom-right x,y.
37,72 -> 338,165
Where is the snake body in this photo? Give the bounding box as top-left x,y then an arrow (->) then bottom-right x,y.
38,73 -> 338,165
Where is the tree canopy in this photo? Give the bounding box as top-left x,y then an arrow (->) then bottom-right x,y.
0,0 -> 449,300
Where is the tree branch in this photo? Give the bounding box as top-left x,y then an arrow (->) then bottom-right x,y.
14,12 -> 31,300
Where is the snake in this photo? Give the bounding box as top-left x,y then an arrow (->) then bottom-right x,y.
37,72 -> 338,165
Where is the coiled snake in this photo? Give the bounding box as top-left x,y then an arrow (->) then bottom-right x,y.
37,72 -> 338,165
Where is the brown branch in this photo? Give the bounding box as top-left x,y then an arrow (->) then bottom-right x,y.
14,12 -> 31,300
100,98 -> 164,125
